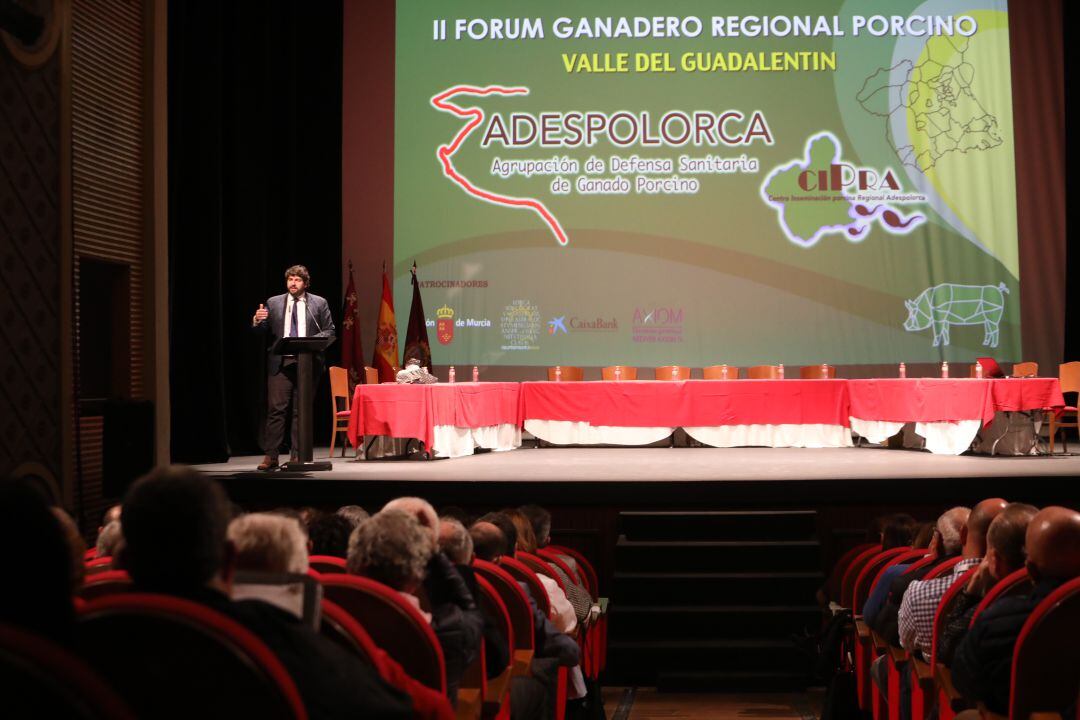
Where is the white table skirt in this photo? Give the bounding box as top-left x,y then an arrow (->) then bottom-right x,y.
432,423 -> 522,459
850,416 -> 983,456
525,419 -> 852,448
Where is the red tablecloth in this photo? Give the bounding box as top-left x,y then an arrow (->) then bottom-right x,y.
346,382 -> 521,451
518,379 -> 851,428
847,378 -> 1065,426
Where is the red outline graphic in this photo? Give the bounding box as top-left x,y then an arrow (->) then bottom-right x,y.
431,85 -> 569,246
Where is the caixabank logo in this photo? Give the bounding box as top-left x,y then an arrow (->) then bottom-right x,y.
548,315 -> 618,335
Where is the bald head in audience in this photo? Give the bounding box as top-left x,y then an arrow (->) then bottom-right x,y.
961,498 -> 1008,557
984,503 -> 1038,581
1025,506 -> 1080,583
470,521 -> 505,562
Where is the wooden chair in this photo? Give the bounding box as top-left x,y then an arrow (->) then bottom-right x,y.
601,365 -> 637,381
748,365 -> 780,379
77,593 -> 308,720
308,555 -> 347,575
1048,361 -> 1080,453
1012,361 -> 1038,378
364,366 -> 379,385
546,366 -> 584,382
328,366 -> 353,458
320,575 -> 447,693
1006,576 -> 1080,719
703,365 -> 740,380
0,623 -> 136,719
801,364 -> 836,379
654,365 -> 691,380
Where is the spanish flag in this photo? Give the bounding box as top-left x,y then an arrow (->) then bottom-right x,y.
372,263 -> 399,383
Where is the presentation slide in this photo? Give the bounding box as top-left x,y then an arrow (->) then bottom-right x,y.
393,0 -> 1018,368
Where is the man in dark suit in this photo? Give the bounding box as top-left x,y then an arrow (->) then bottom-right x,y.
252,265 -> 335,471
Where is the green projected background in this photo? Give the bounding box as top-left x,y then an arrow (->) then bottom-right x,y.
391,0 -> 1018,367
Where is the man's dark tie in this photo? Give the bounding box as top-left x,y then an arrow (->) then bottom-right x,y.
290,299 -> 298,337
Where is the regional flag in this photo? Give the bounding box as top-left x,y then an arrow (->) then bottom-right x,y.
341,261 -> 364,388
402,262 -> 432,369
372,264 -> 399,383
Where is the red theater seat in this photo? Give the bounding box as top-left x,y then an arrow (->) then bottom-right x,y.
76,593 -> 307,720
475,574 -> 514,719
307,555 -> 347,575
78,569 -> 134,601
320,574 -> 446,694
852,547 -> 910,712
1008,577 -> 1080,719
0,623 -> 135,719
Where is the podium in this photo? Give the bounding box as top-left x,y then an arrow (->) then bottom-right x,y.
272,335 -> 335,471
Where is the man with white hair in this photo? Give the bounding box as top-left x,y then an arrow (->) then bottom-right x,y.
379,498 -> 483,705
228,513 -> 309,618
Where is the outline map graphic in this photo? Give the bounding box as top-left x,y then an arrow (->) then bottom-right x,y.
431,85 -> 569,246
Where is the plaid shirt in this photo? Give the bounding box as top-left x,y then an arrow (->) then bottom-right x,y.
898,557 -> 981,655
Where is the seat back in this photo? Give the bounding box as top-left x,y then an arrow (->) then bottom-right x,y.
320,575 -> 446,693
499,556 -> 551,617
1010,577 -> 1080,718
473,560 -> 534,652
545,545 -> 598,600
76,593 -> 307,720
854,548 -> 911,615
800,364 -> 836,379
537,549 -> 582,591
0,623 -> 136,720
1060,361 -> 1080,395
748,365 -> 780,380
924,556 -> 965,580
547,366 -> 584,382
601,366 -> 637,381
702,365 -> 740,380
1012,361 -> 1038,378
78,569 -> 134,601
318,599 -> 392,681
364,366 -> 379,385
329,366 -> 350,412
84,557 -> 113,575
654,365 -> 691,380
824,542 -> 877,603
841,545 -> 883,610
308,555 -> 347,575
902,553 -> 942,577
970,568 -> 1033,628
517,552 -> 566,592
475,574 -> 514,675
930,567 -> 979,672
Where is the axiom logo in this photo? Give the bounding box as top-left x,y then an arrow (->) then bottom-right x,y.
632,307 -> 683,344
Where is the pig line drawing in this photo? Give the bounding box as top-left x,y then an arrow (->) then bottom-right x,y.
903,282 -> 1009,348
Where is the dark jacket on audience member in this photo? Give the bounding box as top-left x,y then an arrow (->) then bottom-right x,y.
951,579 -> 1062,716
174,587 -> 413,720
937,589 -> 983,666
423,552 -> 485,701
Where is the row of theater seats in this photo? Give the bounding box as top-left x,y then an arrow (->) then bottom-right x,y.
833,542 -> 1079,720
44,544 -> 606,720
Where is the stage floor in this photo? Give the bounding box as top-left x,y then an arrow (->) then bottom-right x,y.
193,445 -> 1080,484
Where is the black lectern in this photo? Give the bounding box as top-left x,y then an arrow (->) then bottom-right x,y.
272,335 -> 335,471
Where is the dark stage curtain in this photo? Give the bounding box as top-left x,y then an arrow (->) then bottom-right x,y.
168,1 -> 344,463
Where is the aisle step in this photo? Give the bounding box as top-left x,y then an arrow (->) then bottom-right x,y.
609,604 -> 822,640
619,510 -> 817,541
615,537 -> 821,572
612,571 -> 824,605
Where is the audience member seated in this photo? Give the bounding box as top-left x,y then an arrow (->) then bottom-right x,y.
227,512 -> 310,617
470,518 -> 579,720
866,507 -> 968,634
118,466 -> 412,719
952,506 -> 1080,716
439,517 -> 510,681
899,499 -> 1007,657
517,504 -> 596,626
881,513 -> 920,550
382,498 -> 485,704
95,520 -> 123,560
0,478 -> 77,645
307,511 -> 354,558
505,509 -> 577,636
336,504 -> 370,530
346,509 -> 435,623
937,503 -> 1038,665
